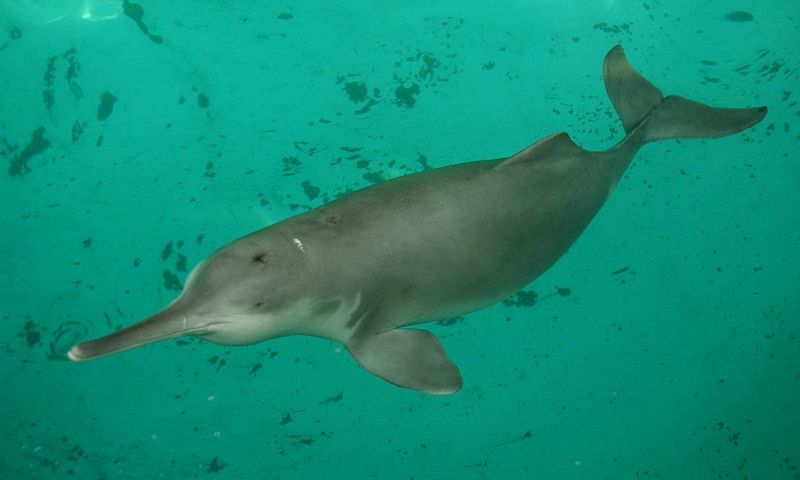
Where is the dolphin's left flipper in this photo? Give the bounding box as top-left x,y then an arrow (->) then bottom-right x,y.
347,329 -> 463,395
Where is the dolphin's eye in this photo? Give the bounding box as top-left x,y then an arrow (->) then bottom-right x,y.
252,253 -> 268,264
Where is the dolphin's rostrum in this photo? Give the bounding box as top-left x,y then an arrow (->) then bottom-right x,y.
69,46 -> 767,394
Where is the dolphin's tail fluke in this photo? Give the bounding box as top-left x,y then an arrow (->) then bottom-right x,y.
603,45 -> 767,145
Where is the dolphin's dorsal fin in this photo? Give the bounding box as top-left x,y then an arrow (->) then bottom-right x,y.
347,328 -> 463,394
497,132 -> 584,169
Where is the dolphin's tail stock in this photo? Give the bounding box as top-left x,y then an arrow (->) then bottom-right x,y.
603,45 -> 767,156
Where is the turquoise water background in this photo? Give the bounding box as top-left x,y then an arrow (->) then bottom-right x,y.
2,1 -> 798,478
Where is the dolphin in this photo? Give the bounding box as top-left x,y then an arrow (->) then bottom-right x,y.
68,46 -> 767,394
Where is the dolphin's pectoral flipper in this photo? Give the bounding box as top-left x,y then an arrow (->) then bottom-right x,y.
347,329 -> 463,395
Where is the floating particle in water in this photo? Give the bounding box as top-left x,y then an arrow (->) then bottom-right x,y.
503,289 -> 538,307
290,435 -> 314,446
436,316 -> 464,327
19,320 -> 42,347
593,22 -> 632,34
161,241 -> 173,261
8,127 -> 50,176
122,0 -> 163,43
337,77 -> 380,113
176,254 -> 187,272
197,92 -> 210,108
282,156 -> 302,176
355,98 -> 380,115
204,161 -> 216,178
362,171 -> 385,184
417,53 -> 439,81
163,269 -> 182,291
344,81 -> 367,102
63,48 -> 83,99
207,456 -> 225,473
416,154 -> 432,170
301,180 -> 320,200
96,92 -> 117,121
394,82 -> 420,108
71,119 -> 87,143
42,56 -> 56,111
318,392 -> 343,404
724,11 -> 754,22
67,444 -> 85,461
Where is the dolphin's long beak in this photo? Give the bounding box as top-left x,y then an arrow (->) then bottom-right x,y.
67,302 -> 189,361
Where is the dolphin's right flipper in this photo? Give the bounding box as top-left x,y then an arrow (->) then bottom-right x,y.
347,329 -> 463,395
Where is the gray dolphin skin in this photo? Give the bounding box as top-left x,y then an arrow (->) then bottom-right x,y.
68,46 -> 767,394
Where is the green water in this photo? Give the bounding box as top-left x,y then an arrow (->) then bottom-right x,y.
1,1 -> 798,478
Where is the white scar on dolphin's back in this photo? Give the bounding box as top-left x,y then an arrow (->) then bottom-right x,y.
291,236 -> 316,292
292,237 -> 306,253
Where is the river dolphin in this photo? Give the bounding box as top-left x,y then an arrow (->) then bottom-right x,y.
69,46 -> 767,394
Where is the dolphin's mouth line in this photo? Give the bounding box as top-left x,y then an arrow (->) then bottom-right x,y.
183,320 -> 235,337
